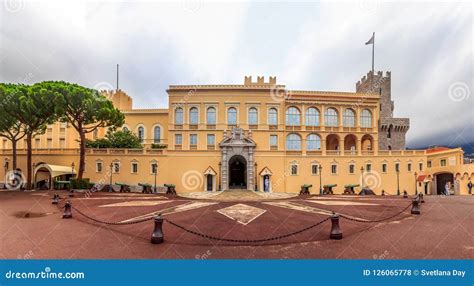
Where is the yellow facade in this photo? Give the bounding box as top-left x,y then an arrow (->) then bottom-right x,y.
1,76 -> 472,195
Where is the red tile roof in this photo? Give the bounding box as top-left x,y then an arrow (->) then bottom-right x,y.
426,146 -> 451,154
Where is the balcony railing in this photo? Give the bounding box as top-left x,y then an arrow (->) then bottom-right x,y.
326,150 -> 341,156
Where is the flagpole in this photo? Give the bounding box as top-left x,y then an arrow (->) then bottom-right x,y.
372,32 -> 374,74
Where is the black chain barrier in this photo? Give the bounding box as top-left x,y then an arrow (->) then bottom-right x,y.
71,206 -> 154,225
339,202 -> 413,223
163,217 -> 330,243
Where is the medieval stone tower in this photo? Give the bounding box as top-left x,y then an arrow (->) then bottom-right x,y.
356,71 -> 409,150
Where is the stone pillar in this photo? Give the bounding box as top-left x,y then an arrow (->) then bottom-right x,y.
247,148 -> 254,191
221,149 -> 228,190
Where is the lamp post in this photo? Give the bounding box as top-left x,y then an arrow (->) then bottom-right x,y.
218,161 -> 222,191
319,165 -> 323,195
71,162 -> 75,178
360,166 -> 365,189
396,169 -> 400,196
414,171 -> 418,195
109,162 -> 113,192
153,163 -> 157,193
254,162 -> 258,192
4,160 -> 8,188
31,162 -> 35,190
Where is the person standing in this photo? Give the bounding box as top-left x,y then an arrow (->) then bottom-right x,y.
444,182 -> 450,196
468,180 -> 473,195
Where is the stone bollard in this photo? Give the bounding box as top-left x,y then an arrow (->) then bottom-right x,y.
329,213 -> 343,240
411,199 -> 421,215
381,190 -> 385,196
419,193 -> 425,203
62,201 -> 72,219
52,194 -> 59,205
151,214 -> 164,244
403,191 -> 408,198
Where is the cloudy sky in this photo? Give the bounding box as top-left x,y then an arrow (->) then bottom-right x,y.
0,0 -> 472,148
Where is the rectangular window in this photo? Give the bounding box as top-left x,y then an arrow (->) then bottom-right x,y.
96,162 -> 103,173
418,163 -> 423,171
270,135 -> 278,147
59,138 -> 66,149
366,164 -> 372,172
440,159 -> 446,166
207,134 -> 215,146
291,164 -> 298,175
131,162 -> 138,174
47,139 -> 52,149
407,163 -> 412,172
175,134 -> 182,145
395,163 -> 400,172
35,138 -> 40,148
331,164 -> 337,174
312,164 -> 319,175
382,164 -> 387,173
427,161 -> 432,168
190,134 -> 197,145
349,164 -> 355,174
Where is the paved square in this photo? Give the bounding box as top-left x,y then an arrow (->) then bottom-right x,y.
216,203 -> 266,225
99,200 -> 171,207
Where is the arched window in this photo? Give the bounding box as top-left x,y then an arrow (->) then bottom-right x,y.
324,108 -> 338,126
360,109 -> 372,127
122,126 -> 129,132
307,134 -> 321,150
189,107 -> 198,125
137,126 -> 144,142
343,109 -> 356,127
268,108 -> 278,126
248,107 -> 258,125
153,126 -> 161,143
227,107 -> 237,125
305,107 -> 319,126
175,107 -> 183,125
285,134 -> 301,150
206,107 -> 216,125
285,107 -> 301,126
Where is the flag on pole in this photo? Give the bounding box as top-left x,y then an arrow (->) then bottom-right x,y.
365,33 -> 374,45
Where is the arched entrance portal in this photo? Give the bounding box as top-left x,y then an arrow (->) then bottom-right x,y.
229,155 -> 247,189
435,173 -> 453,195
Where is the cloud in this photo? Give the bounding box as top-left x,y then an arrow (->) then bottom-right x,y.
0,1 -> 472,147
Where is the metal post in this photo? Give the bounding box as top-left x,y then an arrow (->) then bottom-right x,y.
319,165 -> 323,196
153,163 -> 157,193
151,214 -> 164,244
414,172 -> 418,195
396,170 -> 400,196
411,199 -> 421,215
109,163 -> 113,192
329,213 -> 343,240
62,201 -> 72,219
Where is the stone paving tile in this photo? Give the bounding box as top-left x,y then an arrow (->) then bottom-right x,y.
216,203 -> 267,225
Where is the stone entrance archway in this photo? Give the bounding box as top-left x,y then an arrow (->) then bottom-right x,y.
220,128 -> 256,191
435,172 -> 454,195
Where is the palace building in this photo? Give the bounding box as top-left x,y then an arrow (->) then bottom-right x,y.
1,71 -> 473,195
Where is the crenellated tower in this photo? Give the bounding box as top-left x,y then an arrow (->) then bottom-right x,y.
356,71 -> 409,150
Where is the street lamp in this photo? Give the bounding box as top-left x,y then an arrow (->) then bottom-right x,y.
153,162 -> 157,193
32,162 -> 36,190
319,165 -> 323,195
396,169 -> 400,196
414,171 -> 418,195
109,162 -> 113,192
254,162 -> 258,192
360,166 -> 365,189
71,162 -> 75,178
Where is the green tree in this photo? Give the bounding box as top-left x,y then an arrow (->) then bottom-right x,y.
106,130 -> 142,148
85,130 -> 142,149
0,83 -> 59,189
41,81 -> 124,180
0,84 -> 27,170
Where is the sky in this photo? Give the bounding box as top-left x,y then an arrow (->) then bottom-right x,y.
0,0 -> 472,148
